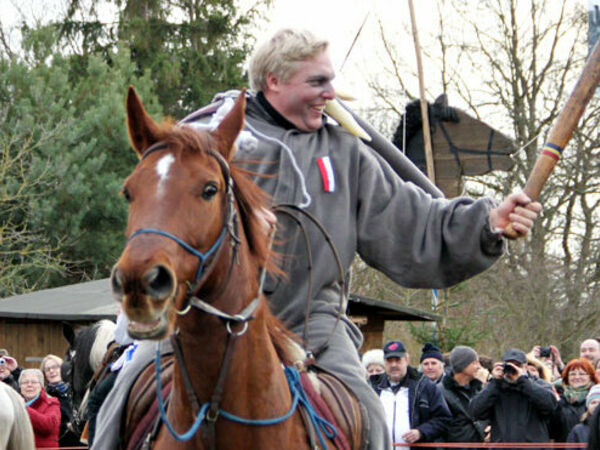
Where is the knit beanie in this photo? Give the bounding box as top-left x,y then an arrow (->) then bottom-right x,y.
362,349 -> 385,371
587,384 -> 600,407
450,346 -> 478,374
420,342 -> 444,363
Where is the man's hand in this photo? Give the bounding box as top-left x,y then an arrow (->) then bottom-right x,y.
489,192 -> 542,239
492,362 -> 504,379
503,362 -> 525,383
550,345 -> 564,369
402,429 -> 421,443
255,207 -> 277,234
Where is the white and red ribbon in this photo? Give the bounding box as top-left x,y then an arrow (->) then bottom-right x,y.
317,156 -> 335,193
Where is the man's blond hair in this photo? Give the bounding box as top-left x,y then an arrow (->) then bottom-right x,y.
248,29 -> 329,92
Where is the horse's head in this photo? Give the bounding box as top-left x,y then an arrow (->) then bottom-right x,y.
61,320 -> 115,411
112,87 -> 269,340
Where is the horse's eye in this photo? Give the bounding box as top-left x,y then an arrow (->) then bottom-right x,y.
202,182 -> 219,200
122,187 -> 132,202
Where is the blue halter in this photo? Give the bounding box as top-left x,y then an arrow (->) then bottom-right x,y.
128,227 -> 228,285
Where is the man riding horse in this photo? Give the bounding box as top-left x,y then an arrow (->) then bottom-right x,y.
93,28 -> 541,449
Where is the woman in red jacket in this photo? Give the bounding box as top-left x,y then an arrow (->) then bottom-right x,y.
19,368 -> 61,448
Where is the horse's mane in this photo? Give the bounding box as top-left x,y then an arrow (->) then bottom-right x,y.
89,320 -> 116,371
154,123 -> 299,364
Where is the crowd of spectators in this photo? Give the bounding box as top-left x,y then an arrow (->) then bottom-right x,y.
364,337 -> 600,446
3,337 -> 600,447
1,348 -> 77,448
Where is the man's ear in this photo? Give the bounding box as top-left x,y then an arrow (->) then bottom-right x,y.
406,354 -> 410,365
265,73 -> 280,93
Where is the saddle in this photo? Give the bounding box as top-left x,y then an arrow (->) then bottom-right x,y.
299,365 -> 367,450
121,355 -> 174,450
121,355 -> 366,449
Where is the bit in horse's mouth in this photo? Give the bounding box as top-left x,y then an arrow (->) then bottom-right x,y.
127,314 -> 167,339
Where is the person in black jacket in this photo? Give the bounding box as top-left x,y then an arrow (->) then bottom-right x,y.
439,346 -> 487,446
470,348 -> 557,444
371,340 -> 451,447
567,383 -> 600,446
41,354 -> 82,447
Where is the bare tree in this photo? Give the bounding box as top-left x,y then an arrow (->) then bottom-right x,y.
356,0 -> 600,358
0,127 -> 66,297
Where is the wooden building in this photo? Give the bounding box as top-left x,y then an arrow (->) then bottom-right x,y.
0,279 -> 438,367
0,279 -> 117,368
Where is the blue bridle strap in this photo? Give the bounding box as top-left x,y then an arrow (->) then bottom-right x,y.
128,227 -> 228,283
154,347 -> 337,447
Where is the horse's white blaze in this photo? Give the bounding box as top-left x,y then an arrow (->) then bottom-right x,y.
156,153 -> 175,197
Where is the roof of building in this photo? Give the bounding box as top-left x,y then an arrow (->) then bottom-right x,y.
348,293 -> 440,322
0,279 -> 439,322
0,279 -> 118,321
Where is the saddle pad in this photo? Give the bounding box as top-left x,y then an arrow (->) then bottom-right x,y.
300,369 -> 366,450
122,354 -> 174,450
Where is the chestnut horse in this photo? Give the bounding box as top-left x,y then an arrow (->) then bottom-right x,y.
111,87 -> 362,449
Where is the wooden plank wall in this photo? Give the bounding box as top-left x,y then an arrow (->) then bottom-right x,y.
0,319 -> 72,368
353,316 -> 384,353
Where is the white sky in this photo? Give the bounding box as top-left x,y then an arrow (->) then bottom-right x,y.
0,0 -> 589,117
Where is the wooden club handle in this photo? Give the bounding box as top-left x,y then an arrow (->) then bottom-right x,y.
503,39 -> 600,238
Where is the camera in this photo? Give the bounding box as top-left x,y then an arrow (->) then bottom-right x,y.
539,346 -> 551,357
503,363 -> 517,375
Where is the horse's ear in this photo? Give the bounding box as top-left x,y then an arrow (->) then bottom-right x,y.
213,89 -> 246,162
62,322 -> 75,346
126,86 -> 162,157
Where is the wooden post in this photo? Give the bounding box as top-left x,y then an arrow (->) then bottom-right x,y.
408,0 -> 440,342
408,0 -> 436,183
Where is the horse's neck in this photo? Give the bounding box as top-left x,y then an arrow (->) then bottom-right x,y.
174,308 -> 290,419
174,244 -> 289,408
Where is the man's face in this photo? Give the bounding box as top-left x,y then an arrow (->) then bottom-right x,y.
264,51 -> 335,131
580,339 -> 600,364
461,359 -> 482,380
421,358 -> 444,381
385,355 -> 409,383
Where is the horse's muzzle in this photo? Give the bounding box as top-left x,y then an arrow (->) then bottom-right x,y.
111,264 -> 176,302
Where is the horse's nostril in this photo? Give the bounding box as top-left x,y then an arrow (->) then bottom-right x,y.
145,265 -> 174,300
111,268 -> 124,298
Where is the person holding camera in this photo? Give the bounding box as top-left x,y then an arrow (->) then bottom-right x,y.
532,345 -> 564,382
470,348 -> 557,444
